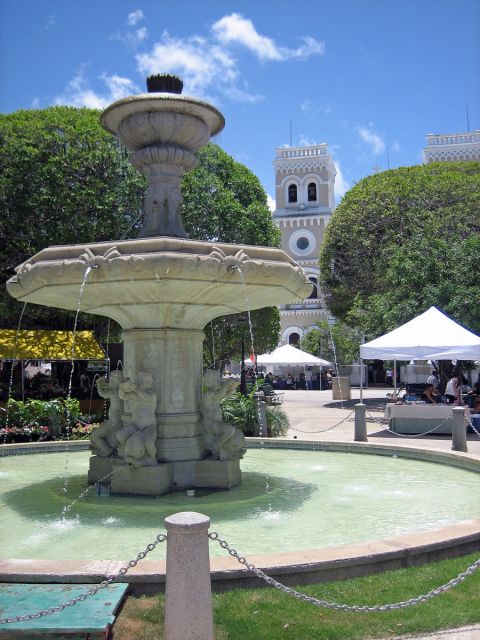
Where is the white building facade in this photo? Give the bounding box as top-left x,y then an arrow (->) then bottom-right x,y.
273,144 -> 336,346
423,130 -> 480,163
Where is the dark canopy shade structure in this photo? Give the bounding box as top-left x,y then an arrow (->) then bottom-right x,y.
360,307 -> 480,361
0,330 -> 105,361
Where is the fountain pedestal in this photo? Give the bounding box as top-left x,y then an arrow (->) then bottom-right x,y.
122,328 -> 205,462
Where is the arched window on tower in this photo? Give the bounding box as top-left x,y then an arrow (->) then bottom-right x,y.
289,332 -> 300,346
288,184 -> 298,203
308,277 -> 318,299
307,182 -> 317,202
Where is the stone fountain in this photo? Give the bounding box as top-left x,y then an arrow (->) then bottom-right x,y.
7,74 -> 312,496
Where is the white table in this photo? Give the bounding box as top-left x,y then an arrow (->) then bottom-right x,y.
384,404 -> 454,434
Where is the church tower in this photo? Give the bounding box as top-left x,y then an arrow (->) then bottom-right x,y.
273,143 -> 336,345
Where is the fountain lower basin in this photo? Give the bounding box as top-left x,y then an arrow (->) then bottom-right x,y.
1,442 -> 479,590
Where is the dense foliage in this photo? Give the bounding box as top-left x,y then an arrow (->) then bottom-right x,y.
0,397 -> 81,442
320,162 -> 480,338
221,382 -> 289,437
182,143 -> 280,247
0,107 -> 146,335
0,108 -> 281,361
300,320 -> 362,365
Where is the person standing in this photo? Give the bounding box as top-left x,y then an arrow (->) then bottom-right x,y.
444,373 -> 458,404
426,370 -> 439,389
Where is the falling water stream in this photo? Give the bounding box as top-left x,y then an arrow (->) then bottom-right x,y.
2,302 -> 28,443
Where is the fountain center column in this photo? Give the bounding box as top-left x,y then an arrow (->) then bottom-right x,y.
122,327 -> 205,462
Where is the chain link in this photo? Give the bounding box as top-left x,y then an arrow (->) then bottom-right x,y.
0,532 -> 167,625
209,532 -> 480,612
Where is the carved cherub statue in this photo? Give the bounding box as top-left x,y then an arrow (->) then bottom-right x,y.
202,370 -> 246,461
90,370 -> 124,457
116,371 -> 158,467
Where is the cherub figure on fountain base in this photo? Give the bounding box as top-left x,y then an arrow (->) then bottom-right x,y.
116,371 -> 158,467
87,370 -> 124,484
202,370 -> 246,462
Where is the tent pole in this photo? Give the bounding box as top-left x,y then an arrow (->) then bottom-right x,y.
360,358 -> 363,403
21,359 -> 25,401
393,360 -> 397,396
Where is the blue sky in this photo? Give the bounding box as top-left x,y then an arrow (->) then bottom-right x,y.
1,0 -> 479,206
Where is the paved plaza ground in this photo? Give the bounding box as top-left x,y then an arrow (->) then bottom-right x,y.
279,387 -> 480,457
279,388 -> 480,640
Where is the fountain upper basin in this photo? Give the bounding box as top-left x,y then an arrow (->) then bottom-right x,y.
7,236 -> 312,330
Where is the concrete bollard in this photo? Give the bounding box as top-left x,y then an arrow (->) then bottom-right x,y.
256,399 -> 268,437
164,512 -> 214,640
451,407 -> 468,452
354,403 -> 367,442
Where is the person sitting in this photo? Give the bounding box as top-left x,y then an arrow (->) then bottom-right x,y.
286,373 -> 295,389
423,383 -> 440,404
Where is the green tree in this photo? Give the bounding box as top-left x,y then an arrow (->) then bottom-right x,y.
300,320 -> 361,365
1,110 -> 281,360
320,162 -> 480,338
0,106 -> 145,335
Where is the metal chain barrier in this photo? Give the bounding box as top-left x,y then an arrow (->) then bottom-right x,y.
366,408 -> 454,438
0,532 -> 167,625
288,409 -> 355,434
209,532 -> 480,612
466,414 -> 480,440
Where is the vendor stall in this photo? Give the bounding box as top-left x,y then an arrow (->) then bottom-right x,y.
359,306 -> 480,402
384,404 -> 454,434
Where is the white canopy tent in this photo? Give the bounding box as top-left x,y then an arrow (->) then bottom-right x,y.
359,306 -> 480,400
245,344 -> 330,388
252,344 -> 331,367
360,307 -> 480,361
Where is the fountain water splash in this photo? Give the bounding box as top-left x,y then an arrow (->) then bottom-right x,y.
1,302 -> 28,444
61,264 -> 93,503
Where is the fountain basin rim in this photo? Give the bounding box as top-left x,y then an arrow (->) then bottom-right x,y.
101,93 -> 225,137
11,236 -> 301,270
1,439 -> 479,592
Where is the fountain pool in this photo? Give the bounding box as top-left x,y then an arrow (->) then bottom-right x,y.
2,446 -> 480,561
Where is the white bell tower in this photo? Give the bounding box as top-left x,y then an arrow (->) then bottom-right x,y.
273,143 -> 336,345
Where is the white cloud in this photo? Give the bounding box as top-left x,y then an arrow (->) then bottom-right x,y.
127,10 -> 144,27
212,13 -> 325,61
45,14 -> 56,29
299,134 -> 318,147
112,10 -> 148,48
333,160 -> 349,201
54,67 -> 140,109
136,32 -> 262,102
212,13 -> 282,61
301,99 -> 332,118
31,97 -> 40,109
266,194 -> 276,212
136,15 -> 324,103
390,140 -> 401,153
356,126 -> 385,155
